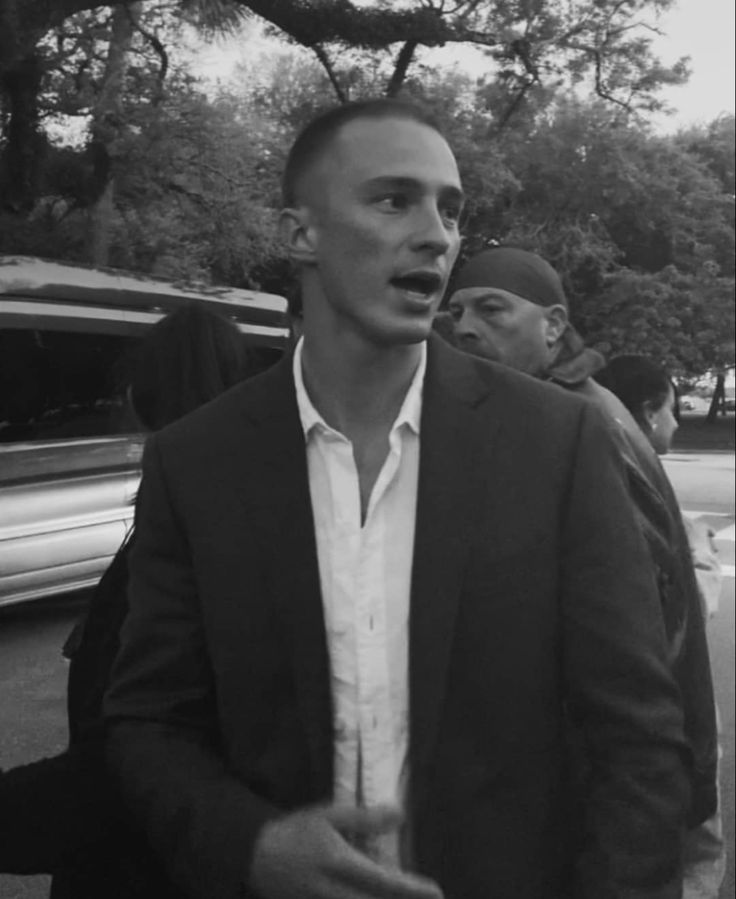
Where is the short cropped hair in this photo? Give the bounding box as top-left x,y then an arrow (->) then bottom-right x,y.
282,98 -> 443,207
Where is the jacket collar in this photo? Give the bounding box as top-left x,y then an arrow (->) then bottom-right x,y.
546,324 -> 605,388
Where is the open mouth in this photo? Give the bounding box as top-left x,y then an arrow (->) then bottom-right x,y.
391,272 -> 443,298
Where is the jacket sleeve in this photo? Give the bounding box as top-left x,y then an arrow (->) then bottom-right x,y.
104,436 -> 280,899
560,403 -> 691,899
0,743 -> 118,874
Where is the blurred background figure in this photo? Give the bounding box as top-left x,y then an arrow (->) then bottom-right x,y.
0,304 -> 252,899
595,354 -> 724,617
596,353 -> 726,899
594,354 -> 680,455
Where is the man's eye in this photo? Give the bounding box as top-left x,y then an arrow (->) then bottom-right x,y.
375,194 -> 408,212
480,304 -> 502,316
441,205 -> 462,225
447,305 -> 462,321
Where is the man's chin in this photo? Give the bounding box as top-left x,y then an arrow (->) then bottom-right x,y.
371,315 -> 434,347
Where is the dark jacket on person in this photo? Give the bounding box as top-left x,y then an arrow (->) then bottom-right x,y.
546,326 -> 718,828
0,536 -> 182,899
105,336 -> 690,899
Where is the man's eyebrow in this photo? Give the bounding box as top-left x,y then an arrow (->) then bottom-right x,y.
360,175 -> 465,204
440,185 -> 466,206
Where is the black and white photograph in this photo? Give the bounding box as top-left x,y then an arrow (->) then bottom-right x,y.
1,1 -> 733,897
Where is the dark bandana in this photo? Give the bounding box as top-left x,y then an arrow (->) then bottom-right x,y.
454,247 -> 568,308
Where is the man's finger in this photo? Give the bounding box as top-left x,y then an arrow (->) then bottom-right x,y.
325,803 -> 404,837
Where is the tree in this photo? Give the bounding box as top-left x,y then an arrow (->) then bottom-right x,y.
236,0 -> 689,117
87,2 -> 142,265
443,97 -> 736,376
2,0 -> 690,213
0,0 -> 248,214
706,371 -> 728,422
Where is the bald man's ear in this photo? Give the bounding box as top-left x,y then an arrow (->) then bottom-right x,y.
279,207 -> 318,265
543,305 -> 569,346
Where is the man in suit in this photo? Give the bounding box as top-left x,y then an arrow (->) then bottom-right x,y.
105,100 -> 691,899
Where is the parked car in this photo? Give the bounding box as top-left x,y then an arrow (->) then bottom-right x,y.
0,256 -> 288,607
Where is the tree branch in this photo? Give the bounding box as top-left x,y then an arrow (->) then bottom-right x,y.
310,44 -> 346,103
126,6 -> 169,101
386,40 -> 418,97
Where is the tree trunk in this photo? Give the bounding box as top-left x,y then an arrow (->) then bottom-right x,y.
705,372 -> 726,423
0,52 -> 46,212
86,2 -> 140,266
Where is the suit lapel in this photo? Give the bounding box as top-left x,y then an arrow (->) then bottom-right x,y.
240,357 -> 333,798
409,337 -> 499,787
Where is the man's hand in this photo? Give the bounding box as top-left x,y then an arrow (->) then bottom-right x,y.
249,804 -> 443,899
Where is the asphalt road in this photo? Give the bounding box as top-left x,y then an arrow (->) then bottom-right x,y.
0,452 -> 733,899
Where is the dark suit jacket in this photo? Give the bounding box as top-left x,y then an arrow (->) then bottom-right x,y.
105,336 -> 690,899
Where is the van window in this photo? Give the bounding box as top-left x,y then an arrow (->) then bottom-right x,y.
0,328 -> 139,443
0,327 -> 284,444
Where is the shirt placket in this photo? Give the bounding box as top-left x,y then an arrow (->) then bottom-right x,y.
358,433 -> 404,865
324,431 -> 361,808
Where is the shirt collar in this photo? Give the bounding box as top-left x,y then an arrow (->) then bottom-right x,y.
293,337 -> 426,441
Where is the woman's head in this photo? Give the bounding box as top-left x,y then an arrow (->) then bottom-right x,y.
129,304 -> 250,431
595,354 -> 678,454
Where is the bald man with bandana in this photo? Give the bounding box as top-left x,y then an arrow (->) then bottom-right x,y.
449,247 -> 722,898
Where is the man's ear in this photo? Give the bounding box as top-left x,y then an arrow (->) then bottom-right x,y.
543,304 -> 569,346
279,207 -> 318,265
641,400 -> 658,431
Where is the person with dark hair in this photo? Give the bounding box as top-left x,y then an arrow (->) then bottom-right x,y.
128,304 -> 250,432
106,100 -> 689,899
449,249 -> 720,898
0,305 -> 251,898
596,353 -> 726,899
594,354 -> 678,455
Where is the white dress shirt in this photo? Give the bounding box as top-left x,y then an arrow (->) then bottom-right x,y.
293,338 -> 425,868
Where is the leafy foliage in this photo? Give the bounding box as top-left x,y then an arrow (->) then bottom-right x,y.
0,0 -> 733,375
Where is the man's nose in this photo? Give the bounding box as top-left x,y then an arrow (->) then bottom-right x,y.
412,203 -> 455,256
453,309 -> 477,341
452,311 -> 478,346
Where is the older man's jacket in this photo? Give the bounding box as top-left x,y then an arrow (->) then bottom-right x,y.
105,336 -> 690,899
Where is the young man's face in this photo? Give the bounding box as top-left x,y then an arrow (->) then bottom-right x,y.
448,286 -> 559,376
296,116 -> 464,347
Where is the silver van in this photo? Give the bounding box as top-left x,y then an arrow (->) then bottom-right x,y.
0,256 -> 288,607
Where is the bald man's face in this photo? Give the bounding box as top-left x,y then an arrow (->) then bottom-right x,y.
448,286 -> 564,376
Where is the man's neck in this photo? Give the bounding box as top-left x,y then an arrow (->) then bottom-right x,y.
300,327 -> 424,441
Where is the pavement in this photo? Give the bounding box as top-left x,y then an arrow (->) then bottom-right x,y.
663,451 -> 735,578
